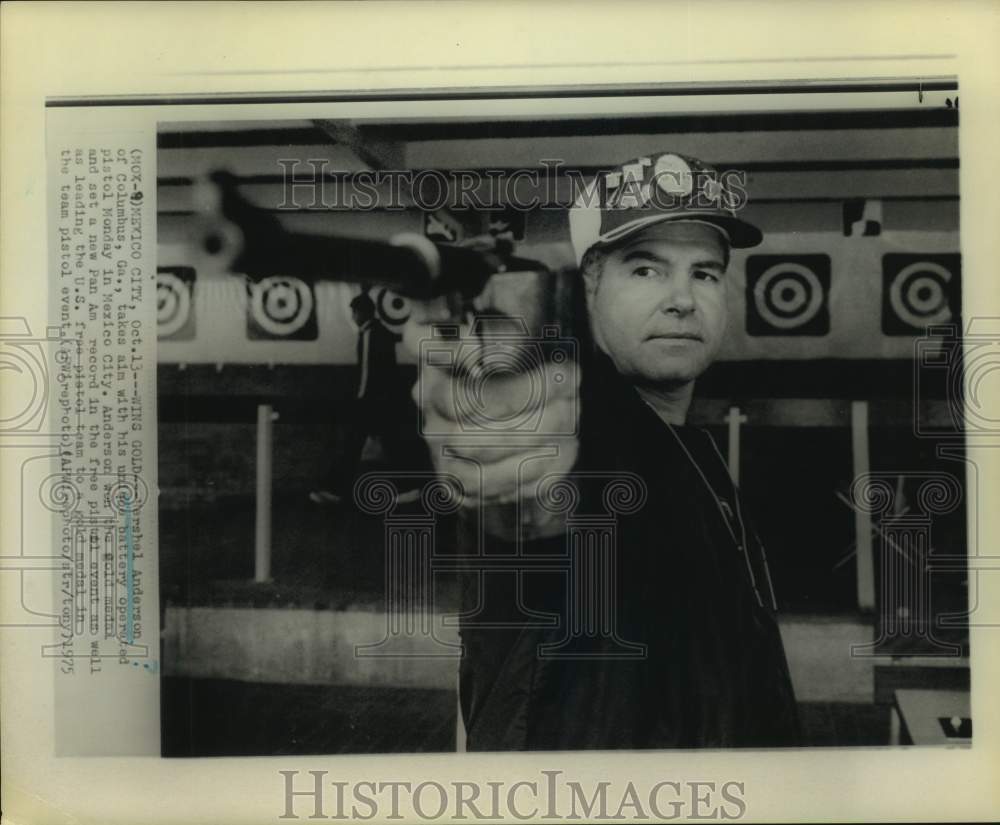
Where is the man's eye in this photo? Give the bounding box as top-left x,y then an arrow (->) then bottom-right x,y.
632,266 -> 659,278
693,269 -> 720,282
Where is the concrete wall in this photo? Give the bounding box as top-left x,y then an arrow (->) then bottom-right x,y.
163,606 -> 460,690
163,606 -> 874,702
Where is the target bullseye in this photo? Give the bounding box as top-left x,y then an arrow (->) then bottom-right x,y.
889,262 -> 952,327
881,253 -> 959,336
250,276 -> 314,336
753,262 -> 824,329
156,271 -> 192,338
375,287 -> 411,326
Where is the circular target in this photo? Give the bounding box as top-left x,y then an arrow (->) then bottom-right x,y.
753,263 -> 824,329
889,261 -> 953,328
156,272 -> 191,338
375,287 -> 411,327
249,276 -> 314,336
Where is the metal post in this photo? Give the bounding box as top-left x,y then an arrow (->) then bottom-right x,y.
851,400 -> 875,611
255,403 -> 275,583
455,681 -> 467,753
725,405 -> 747,485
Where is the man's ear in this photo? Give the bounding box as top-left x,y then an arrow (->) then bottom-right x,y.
581,264 -> 600,312
582,272 -> 595,312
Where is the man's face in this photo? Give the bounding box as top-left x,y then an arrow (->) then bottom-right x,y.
584,221 -> 730,386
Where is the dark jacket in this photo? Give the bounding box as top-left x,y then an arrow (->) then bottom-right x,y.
457,350 -> 801,750
355,318 -> 401,404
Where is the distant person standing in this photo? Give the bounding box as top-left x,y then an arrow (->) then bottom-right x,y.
311,292 -> 408,504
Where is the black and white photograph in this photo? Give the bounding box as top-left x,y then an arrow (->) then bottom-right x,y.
156,85 -> 971,756
5,4 -> 1000,823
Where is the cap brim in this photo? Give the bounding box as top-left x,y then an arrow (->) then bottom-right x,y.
697,214 -> 763,249
598,211 -> 763,251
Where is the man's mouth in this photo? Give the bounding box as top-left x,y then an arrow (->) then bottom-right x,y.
647,332 -> 703,342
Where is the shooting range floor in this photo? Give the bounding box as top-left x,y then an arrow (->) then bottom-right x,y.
160,492 -> 463,611
161,679 -> 458,756
161,677 -> 889,755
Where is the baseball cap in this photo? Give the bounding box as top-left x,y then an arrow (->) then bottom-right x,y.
568,152 -> 762,265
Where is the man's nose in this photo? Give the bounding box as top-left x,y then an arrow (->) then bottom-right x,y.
657,274 -> 695,315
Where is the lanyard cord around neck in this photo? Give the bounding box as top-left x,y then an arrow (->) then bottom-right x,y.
660,419 -> 771,610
